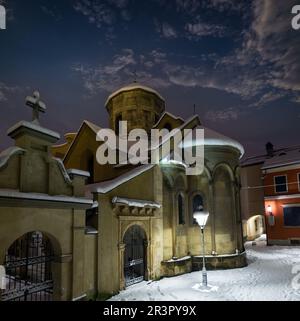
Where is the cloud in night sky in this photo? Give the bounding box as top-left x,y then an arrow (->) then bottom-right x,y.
205,107 -> 240,122
77,0 -> 300,109
73,0 -> 130,28
0,0 -> 300,155
0,83 -> 25,102
184,20 -> 227,38
154,20 -> 178,39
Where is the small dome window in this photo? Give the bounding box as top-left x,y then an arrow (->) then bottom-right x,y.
164,123 -> 172,132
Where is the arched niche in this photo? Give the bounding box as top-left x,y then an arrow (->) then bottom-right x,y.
213,164 -> 236,255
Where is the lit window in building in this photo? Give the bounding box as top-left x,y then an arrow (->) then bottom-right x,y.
274,175 -> 288,193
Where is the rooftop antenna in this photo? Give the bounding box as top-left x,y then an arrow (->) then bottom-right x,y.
193,104 -> 196,115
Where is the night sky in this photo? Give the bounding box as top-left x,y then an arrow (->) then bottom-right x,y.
0,0 -> 300,157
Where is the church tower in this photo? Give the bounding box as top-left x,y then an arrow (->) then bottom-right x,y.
105,83 -> 165,134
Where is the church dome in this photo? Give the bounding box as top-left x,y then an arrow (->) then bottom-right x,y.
105,83 -> 165,107
105,82 -> 165,134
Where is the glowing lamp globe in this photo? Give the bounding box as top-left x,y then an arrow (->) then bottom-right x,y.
193,211 -> 209,229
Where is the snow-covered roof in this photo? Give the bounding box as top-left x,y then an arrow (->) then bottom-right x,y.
112,196 -> 161,208
83,120 -> 101,134
0,189 -> 93,205
0,146 -> 25,169
7,120 -> 60,140
241,145 -> 300,168
87,164 -> 155,194
179,125 -> 244,157
240,154 -> 268,167
105,83 -> 165,106
152,111 -> 184,128
262,147 -> 300,169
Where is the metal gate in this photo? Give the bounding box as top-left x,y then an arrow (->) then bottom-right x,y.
1,232 -> 54,301
124,225 -> 146,287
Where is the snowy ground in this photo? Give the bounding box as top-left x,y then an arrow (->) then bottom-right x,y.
110,236 -> 300,301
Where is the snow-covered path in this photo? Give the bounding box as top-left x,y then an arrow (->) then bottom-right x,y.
110,237 -> 300,301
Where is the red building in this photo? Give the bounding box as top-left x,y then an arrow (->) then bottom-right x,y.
263,144 -> 300,245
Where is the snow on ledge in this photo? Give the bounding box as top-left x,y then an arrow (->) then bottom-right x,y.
0,147 -> 25,169
67,168 -> 90,178
85,226 -> 98,235
87,164 -> 155,194
112,196 -> 161,209
194,251 -> 246,258
163,255 -> 191,263
0,189 -> 93,205
7,121 -> 60,140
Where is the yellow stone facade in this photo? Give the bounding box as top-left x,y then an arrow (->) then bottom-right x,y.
0,84 -> 247,300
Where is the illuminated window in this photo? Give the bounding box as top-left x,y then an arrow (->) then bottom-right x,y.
274,175 -> 287,193
192,194 -> 204,225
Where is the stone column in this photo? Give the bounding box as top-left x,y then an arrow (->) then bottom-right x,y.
72,209 -> 85,300
118,242 -> 126,290
208,181 -> 216,253
231,180 -> 238,252
234,181 -> 244,251
147,237 -> 153,279
52,254 -> 72,301
172,193 -> 177,258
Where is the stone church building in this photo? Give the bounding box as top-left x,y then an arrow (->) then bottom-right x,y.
0,84 -> 246,301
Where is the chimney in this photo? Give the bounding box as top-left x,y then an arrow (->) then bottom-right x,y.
266,142 -> 274,157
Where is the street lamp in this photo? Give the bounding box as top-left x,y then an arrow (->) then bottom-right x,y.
193,210 -> 209,287
266,204 -> 275,226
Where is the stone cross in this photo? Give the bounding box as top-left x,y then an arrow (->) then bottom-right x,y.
132,70 -> 138,83
25,91 -> 46,124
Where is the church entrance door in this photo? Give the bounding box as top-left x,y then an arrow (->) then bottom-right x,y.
1,232 -> 54,301
123,225 -> 147,287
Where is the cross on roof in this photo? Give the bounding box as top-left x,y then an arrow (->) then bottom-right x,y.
132,70 -> 138,83
25,91 -> 46,124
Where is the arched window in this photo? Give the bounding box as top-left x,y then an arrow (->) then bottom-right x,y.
164,122 -> 172,132
193,194 -> 204,224
178,194 -> 185,225
115,114 -> 122,136
87,154 -> 94,184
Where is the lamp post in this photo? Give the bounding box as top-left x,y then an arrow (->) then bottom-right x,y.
193,211 -> 209,287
